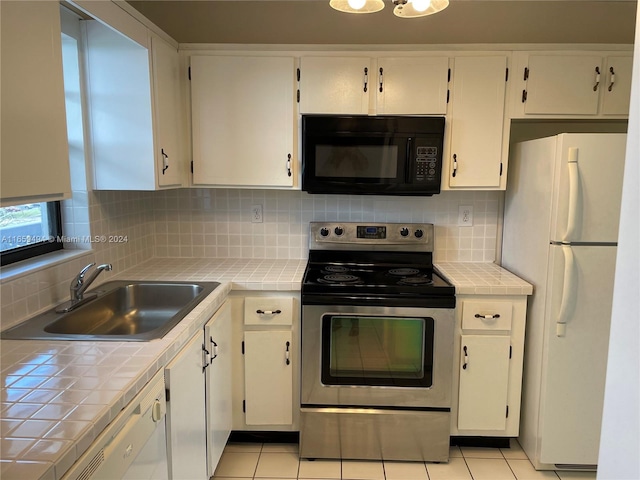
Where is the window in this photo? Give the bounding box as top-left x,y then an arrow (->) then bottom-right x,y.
0,202 -> 63,266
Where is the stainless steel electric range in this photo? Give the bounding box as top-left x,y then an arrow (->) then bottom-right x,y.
299,222 -> 456,462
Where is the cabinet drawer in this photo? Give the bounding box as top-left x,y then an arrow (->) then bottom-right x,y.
461,301 -> 513,332
244,297 -> 294,326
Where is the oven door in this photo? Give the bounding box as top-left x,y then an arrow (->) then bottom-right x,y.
301,304 -> 454,409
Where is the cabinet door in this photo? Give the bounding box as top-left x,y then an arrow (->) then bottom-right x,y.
601,55 -> 633,116
151,34 -> 182,187
165,334 -> 207,480
1,1 -> 71,205
205,302 -> 232,477
376,57 -> 449,115
86,20 -> 156,190
244,330 -> 293,425
299,56 -> 371,114
458,335 -> 511,431
448,56 -> 507,188
524,55 -> 602,115
191,55 -> 295,187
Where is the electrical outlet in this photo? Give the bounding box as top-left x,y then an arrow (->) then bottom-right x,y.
251,205 -> 263,223
458,205 -> 473,226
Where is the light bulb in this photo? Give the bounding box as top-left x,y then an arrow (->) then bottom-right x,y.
347,0 -> 367,9
411,0 -> 431,12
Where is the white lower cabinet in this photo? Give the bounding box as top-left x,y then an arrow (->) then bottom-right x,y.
165,301 -> 231,479
231,293 -> 299,430
452,296 -> 527,437
458,335 -> 511,431
244,330 -> 293,425
205,301 -> 232,477
164,333 -> 207,479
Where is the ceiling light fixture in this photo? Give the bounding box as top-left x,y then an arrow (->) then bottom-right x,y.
393,0 -> 449,18
329,0 -> 449,17
329,0 -> 385,14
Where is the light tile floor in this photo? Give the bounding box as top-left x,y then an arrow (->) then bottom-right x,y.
212,440 -> 598,480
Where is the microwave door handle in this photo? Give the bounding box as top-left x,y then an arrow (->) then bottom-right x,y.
405,137 -> 413,182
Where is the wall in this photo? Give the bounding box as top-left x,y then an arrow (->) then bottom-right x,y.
0,191 -> 156,331
152,188 -> 502,263
597,1 -> 640,477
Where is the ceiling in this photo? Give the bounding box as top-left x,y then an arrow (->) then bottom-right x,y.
126,0 -> 637,45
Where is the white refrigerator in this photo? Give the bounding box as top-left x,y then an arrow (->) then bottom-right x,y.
501,133 -> 627,469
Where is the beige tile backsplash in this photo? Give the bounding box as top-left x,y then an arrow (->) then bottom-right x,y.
1,188 -> 501,330
153,189 -> 501,263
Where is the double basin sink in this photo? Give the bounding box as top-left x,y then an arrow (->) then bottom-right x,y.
1,280 -> 220,341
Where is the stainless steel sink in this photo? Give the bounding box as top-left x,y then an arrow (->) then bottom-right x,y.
1,280 -> 220,341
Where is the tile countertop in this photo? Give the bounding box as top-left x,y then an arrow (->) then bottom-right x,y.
0,258 -> 528,480
436,262 -> 533,296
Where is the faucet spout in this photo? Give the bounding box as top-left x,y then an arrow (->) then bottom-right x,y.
70,262 -> 113,302
55,262 -> 113,314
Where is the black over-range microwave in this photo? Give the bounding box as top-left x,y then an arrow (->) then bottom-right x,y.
301,115 -> 445,196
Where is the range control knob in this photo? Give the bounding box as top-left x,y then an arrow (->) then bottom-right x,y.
414,229 -> 424,238
334,226 -> 344,236
320,228 -> 330,237
400,227 -> 410,237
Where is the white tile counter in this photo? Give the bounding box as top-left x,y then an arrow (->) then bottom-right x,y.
436,262 -> 533,296
0,258 -> 305,480
1,258 -> 530,480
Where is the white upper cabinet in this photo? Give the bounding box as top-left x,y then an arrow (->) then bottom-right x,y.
299,56 -> 371,114
376,56 -> 449,115
151,33 -> 183,187
190,55 -> 296,187
1,1 -> 71,206
512,51 -> 633,118
445,55 -> 508,189
299,55 -> 449,115
86,18 -> 184,191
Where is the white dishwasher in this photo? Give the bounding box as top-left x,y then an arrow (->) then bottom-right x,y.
62,370 -> 169,480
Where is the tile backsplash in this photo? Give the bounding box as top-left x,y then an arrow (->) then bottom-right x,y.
153,188 -> 502,263
0,191 -> 155,330
1,188 -> 501,330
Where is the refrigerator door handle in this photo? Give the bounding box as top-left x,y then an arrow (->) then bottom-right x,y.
564,148 -> 580,242
556,245 -> 576,337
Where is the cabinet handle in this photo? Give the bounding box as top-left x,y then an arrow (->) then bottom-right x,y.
608,66 -> 616,92
363,67 -> 368,93
462,345 -> 468,370
452,154 -> 458,178
285,341 -> 291,366
287,153 -> 292,177
161,148 -> 169,174
474,313 -> 501,319
379,67 -> 384,93
256,309 -> 282,315
202,345 -> 210,371
593,66 -> 601,92
211,337 -> 218,360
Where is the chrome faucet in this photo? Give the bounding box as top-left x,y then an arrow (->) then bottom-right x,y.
71,262 -> 112,301
56,262 -> 112,313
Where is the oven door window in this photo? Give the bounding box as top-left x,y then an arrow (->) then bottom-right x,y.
321,315 -> 434,388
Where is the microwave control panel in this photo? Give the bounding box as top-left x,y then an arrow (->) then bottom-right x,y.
410,140 -> 441,185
